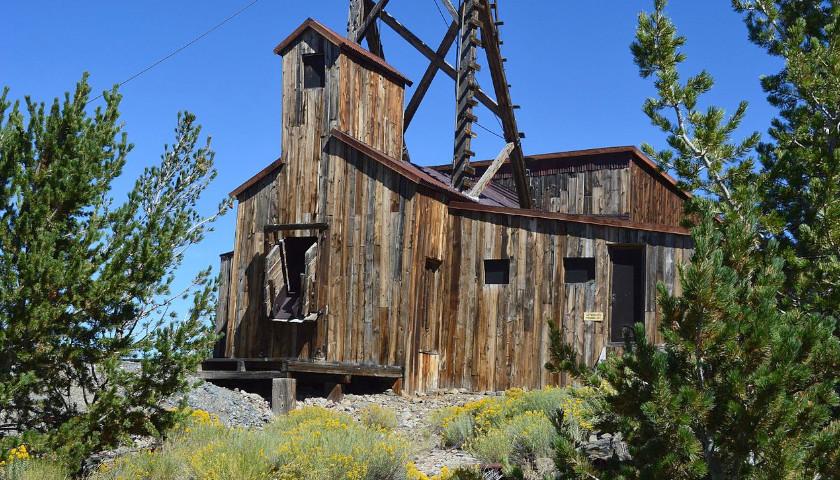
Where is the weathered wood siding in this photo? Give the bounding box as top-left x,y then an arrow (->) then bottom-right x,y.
225,31 -> 407,359
479,163 -> 631,217
279,30 -> 340,225
434,211 -> 692,392
214,252 -> 233,358
221,27 -> 695,394
629,162 -> 687,227
315,138 -> 448,393
225,170 -> 280,357
337,55 -> 405,159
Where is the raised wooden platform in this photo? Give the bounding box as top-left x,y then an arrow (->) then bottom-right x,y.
199,357 -> 403,379
199,358 -> 404,412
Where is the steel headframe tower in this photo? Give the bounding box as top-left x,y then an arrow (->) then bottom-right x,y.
346,0 -> 531,208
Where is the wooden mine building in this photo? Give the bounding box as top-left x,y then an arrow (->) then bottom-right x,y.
207,8 -> 693,401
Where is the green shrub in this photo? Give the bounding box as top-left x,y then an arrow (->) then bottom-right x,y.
89,406 -> 411,480
359,404 -> 399,431
429,387 -> 595,449
469,411 -> 556,466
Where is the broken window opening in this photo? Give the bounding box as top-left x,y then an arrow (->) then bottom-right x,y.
266,236 -> 318,322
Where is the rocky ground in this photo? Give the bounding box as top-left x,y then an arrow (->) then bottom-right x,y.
300,389 -> 494,474
163,378 -> 274,428
147,375 -> 490,476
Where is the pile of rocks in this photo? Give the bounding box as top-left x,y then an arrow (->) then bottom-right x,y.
165,378 -> 273,428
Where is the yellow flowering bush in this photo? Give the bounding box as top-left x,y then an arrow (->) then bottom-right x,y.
0,445 -> 29,466
359,404 -> 399,431
406,463 -> 454,480
428,386 -> 598,474
89,406 -> 411,480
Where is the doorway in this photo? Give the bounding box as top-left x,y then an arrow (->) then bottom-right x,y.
609,246 -> 644,343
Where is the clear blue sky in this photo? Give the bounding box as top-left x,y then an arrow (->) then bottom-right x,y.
3,0 -> 780,322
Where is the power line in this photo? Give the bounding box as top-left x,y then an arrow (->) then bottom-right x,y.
431,0 -> 450,28
87,0 -> 261,105
475,121 -> 505,140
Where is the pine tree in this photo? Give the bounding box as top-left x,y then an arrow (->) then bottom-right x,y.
732,0 -> 840,322
0,75 -> 230,467
548,1 -> 840,478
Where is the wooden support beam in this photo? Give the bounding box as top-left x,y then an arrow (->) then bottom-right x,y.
379,10 -> 500,116
441,0 -> 459,20
404,20 -> 458,129
264,222 -> 329,233
271,378 -> 296,415
198,370 -> 286,380
467,142 -> 514,198
452,0 -> 481,191
476,0 -> 532,208
348,0 -> 385,57
353,0 -> 390,44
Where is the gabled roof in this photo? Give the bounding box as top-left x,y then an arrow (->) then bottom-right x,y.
330,131 -> 689,235
432,145 -> 692,200
329,129 -> 515,208
228,132 -> 690,236
273,18 -> 412,87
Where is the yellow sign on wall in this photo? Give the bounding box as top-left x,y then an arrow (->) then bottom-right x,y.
584,312 -> 604,322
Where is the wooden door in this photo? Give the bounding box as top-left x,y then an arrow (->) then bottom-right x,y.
609,247 -> 644,343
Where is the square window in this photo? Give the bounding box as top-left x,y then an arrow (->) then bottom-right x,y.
564,257 -> 595,284
484,259 -> 510,285
303,53 -> 325,88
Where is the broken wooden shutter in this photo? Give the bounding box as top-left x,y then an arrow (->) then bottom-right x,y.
300,243 -> 318,319
264,241 -> 289,319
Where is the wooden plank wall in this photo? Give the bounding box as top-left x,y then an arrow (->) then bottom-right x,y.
317,139 -> 448,393
435,211 -> 692,392
337,54 -> 405,159
279,31 -> 340,226
214,252 -> 233,358
222,29 -> 694,393
629,162 -> 687,227
225,171 -> 280,357
491,166 -> 631,217
225,30 -> 408,360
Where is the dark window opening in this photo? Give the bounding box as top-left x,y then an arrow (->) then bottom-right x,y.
484,259 -> 510,285
564,257 -> 595,284
303,53 -> 325,88
283,236 -> 317,294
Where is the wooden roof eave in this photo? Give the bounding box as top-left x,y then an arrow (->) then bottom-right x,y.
273,18 -> 413,87
229,157 -> 284,198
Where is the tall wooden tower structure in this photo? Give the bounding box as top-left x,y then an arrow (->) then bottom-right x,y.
346,0 -> 532,208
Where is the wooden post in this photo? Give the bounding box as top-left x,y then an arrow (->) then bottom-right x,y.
271,378 -> 297,415
325,382 -> 344,403
214,251 -> 233,358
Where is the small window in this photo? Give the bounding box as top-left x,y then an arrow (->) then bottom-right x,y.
564,257 -> 595,284
484,259 -> 510,285
303,53 -> 325,88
